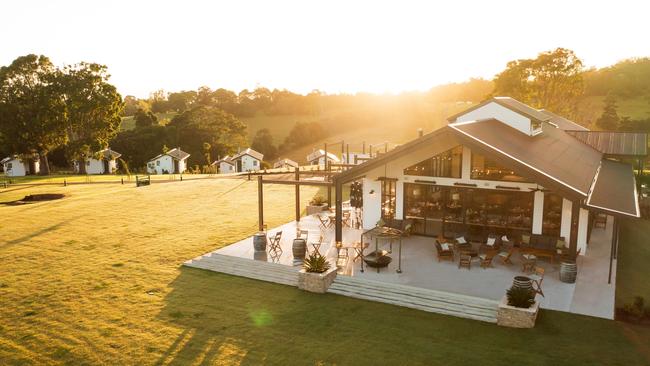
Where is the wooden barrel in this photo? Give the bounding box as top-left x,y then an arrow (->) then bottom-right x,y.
512,276 -> 533,291
253,232 -> 267,252
560,260 -> 578,283
292,238 -> 307,261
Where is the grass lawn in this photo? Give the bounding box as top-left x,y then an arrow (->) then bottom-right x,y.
1,180 -> 649,365
616,218 -> 650,308
1,174 -> 218,189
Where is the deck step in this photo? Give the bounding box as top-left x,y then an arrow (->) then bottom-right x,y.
328,276 -> 498,323
184,253 -> 299,286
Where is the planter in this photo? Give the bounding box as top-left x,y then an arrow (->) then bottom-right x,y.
292,238 -> 307,265
298,267 -> 337,293
497,296 -> 540,328
512,276 -> 533,291
306,203 -> 328,216
253,232 -> 267,252
560,260 -> 578,283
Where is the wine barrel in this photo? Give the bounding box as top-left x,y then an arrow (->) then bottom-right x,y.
292,238 -> 307,261
512,276 -> 533,291
253,232 -> 267,252
560,260 -> 578,283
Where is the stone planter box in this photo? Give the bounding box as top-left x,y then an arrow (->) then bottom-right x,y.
298,267 -> 337,293
497,296 -> 540,328
306,203 -> 328,216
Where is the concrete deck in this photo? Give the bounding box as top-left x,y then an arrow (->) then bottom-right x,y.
207,214 -> 616,319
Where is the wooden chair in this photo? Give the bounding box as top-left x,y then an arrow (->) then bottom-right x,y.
497,248 -> 515,265
268,231 -> 283,254
317,214 -> 333,230
594,213 -> 607,229
435,240 -> 454,262
309,234 -> 324,256
479,252 -> 495,269
342,211 -> 352,228
530,266 -> 545,297
521,253 -> 537,273
458,253 -> 472,270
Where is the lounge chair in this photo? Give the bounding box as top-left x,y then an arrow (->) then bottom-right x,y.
479,252 -> 495,269
435,240 -> 454,262
458,253 -> 472,270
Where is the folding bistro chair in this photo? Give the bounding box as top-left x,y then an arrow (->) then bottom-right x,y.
530,266 -> 545,297
296,229 -> 309,242
497,247 -> 515,265
317,214 -> 332,230
267,231 -> 283,254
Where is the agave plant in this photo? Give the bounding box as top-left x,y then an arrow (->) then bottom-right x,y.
506,286 -> 535,309
303,253 -> 331,273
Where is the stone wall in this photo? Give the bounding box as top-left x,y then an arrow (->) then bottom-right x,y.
496,296 -> 539,328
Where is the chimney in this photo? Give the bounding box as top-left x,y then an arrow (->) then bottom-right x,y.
417,128 -> 423,138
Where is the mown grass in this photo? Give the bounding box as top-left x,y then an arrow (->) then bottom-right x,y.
1,180 -> 649,365
616,218 -> 650,308
1,173 -> 217,188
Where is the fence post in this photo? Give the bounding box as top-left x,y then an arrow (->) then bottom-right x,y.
121,178 -> 124,185
180,175 -> 183,181
64,179 -> 67,187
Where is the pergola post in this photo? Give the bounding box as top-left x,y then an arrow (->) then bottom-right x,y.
608,216 -> 619,284
258,175 -> 264,231
569,200 -> 580,257
295,167 -> 300,222
327,160 -> 332,207
335,178 -> 343,243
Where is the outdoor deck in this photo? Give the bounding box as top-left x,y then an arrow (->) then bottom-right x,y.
190,214 -> 617,319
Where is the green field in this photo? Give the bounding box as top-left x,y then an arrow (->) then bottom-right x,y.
120,112 -> 178,131
1,179 -> 650,364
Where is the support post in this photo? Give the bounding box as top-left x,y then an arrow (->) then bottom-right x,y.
327,160 -> 332,207
335,178 -> 343,243
569,200 -> 580,257
258,175 -> 264,231
295,167 -> 300,222
362,141 -> 366,154
608,216 -> 618,284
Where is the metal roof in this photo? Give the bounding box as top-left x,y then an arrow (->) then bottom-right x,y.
538,110 -> 589,131
587,159 -> 639,217
565,130 -> 648,156
233,148 -> 264,161
149,147 -> 190,162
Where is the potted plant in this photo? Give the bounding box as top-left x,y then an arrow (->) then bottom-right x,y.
496,286 -> 540,328
298,253 -> 337,293
306,195 -> 328,215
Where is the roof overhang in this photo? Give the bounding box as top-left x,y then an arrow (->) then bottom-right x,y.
586,159 -> 640,218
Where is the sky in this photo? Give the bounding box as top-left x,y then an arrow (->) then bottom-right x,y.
1,0 -> 649,98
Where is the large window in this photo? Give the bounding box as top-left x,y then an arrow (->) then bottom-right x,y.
404,146 -> 462,178
381,179 -> 397,219
542,193 -> 562,236
404,184 -> 444,235
471,152 -> 530,182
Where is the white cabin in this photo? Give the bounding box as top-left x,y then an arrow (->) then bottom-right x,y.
232,148 -> 264,172
273,158 -> 299,169
213,156 -> 236,174
73,148 -> 121,175
306,149 -> 340,167
1,155 -> 40,177
147,148 -> 190,174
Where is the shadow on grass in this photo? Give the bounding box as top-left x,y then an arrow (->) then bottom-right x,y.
156,267 -> 650,366
0,216 -> 80,250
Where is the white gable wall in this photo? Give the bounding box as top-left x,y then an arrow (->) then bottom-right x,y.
147,155 -> 173,174
455,102 -> 533,136
238,155 -> 260,172
219,162 -> 235,173
3,158 -> 35,177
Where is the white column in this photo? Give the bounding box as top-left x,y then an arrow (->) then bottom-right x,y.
362,178 -> 382,230
461,146 -> 472,180
395,180 -> 404,220
560,199 -> 572,240
577,208 -> 589,255
532,191 -> 544,234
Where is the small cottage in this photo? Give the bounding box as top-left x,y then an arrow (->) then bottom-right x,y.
306,149 -> 340,167
213,155 -> 236,174
273,158 -> 299,169
1,155 -> 40,177
73,148 -> 121,175
342,152 -> 371,165
232,148 -> 263,172
147,147 -> 190,174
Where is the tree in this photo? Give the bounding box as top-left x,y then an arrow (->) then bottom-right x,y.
167,106 -> 247,166
149,89 -> 169,113
596,94 -> 620,130
493,48 -> 584,116
167,91 -> 196,112
251,128 -> 277,160
279,122 -> 326,152
134,108 -> 158,128
0,54 -> 67,175
111,125 -> 172,170
59,62 -> 123,174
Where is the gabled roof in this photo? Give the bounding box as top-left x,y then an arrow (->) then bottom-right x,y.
97,148 -> 122,160
307,149 -> 340,163
233,148 -> 263,161
449,119 -> 601,197
212,155 -> 234,166
149,147 -> 190,162
1,156 -> 14,164
565,130 -> 648,157
447,97 -> 552,123
274,158 -> 299,168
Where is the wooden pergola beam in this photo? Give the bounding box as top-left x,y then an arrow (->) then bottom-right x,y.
261,179 -> 333,187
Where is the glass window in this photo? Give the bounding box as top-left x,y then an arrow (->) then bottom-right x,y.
404,184 -> 444,236
156,161 -> 160,166
506,192 -> 533,230
381,179 -> 396,219
542,193 -> 562,236
404,146 -> 462,178
6,162 -> 12,169
471,152 -> 530,182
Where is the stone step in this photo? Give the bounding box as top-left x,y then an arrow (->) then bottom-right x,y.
328,282 -> 496,320
196,254 -> 300,275
333,275 -> 497,309
328,277 -> 498,323
187,260 -> 298,286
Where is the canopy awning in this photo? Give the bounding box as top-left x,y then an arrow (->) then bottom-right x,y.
587,159 -> 640,217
